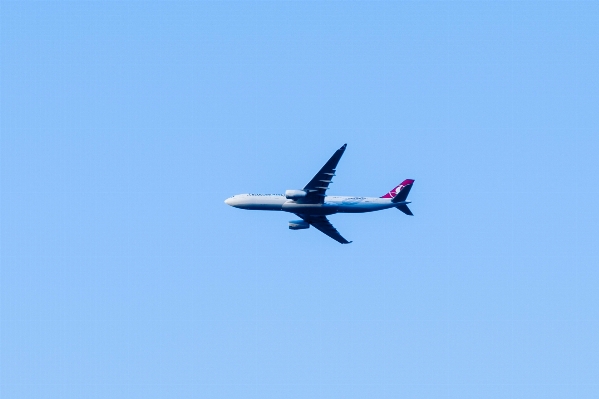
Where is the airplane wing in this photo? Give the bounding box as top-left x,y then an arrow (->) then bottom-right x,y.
297,214 -> 352,244
301,144 -> 347,204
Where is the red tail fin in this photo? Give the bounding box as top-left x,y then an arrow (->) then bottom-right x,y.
380,179 -> 415,200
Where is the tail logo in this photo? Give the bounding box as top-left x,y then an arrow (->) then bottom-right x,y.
380,179 -> 414,199
389,184 -> 404,197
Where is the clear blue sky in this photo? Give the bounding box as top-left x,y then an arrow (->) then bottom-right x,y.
2,2 -> 598,398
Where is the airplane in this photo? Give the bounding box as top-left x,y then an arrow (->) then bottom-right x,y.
224,144 -> 414,244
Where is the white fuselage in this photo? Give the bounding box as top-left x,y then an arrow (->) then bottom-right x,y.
225,194 -> 409,215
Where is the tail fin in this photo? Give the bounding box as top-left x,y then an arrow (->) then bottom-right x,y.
381,179 -> 415,203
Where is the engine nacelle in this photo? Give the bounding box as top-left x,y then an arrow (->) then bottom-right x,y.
289,220 -> 310,230
285,189 -> 307,200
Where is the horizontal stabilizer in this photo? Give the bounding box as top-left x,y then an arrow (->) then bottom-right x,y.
396,204 -> 413,216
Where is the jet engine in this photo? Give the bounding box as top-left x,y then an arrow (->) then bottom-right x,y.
285,189 -> 307,200
289,220 -> 310,230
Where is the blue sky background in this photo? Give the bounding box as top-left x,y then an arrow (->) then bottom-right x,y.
2,2 -> 598,398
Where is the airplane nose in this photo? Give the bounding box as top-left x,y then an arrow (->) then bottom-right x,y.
225,197 -> 234,206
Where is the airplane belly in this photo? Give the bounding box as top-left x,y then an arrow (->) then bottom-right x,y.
239,197 -> 285,211
245,203 -> 283,210
281,201 -> 338,215
336,202 -> 392,213
337,206 -> 368,213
